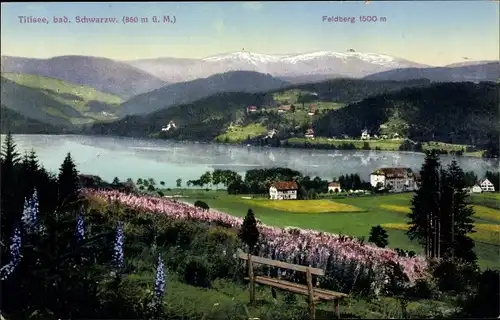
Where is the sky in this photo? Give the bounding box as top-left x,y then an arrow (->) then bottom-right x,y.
1,1 -> 498,66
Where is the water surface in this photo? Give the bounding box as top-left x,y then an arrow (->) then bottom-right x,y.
8,135 -> 498,188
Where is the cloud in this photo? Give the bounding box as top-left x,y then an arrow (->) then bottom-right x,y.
242,2 -> 263,11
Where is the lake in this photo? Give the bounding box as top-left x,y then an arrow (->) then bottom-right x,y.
8,134 -> 499,188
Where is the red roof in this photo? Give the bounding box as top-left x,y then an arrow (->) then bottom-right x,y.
306,129 -> 314,134
278,105 -> 291,110
247,106 -> 257,110
270,181 -> 298,190
328,182 -> 340,187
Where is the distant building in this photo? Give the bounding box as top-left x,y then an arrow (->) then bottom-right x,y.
267,129 -> 278,138
278,105 -> 291,113
247,106 -> 257,113
305,128 -> 315,139
361,129 -> 370,140
471,185 -> 483,193
269,181 -> 298,200
328,182 -> 342,193
479,178 -> 495,192
161,120 -> 176,131
370,167 -> 417,193
308,105 -> 317,116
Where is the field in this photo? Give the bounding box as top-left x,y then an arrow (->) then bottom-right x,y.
243,199 -> 363,213
380,203 -> 500,223
381,223 -> 500,246
165,189 -> 500,270
1,72 -> 121,123
216,123 -> 267,143
287,137 -> 404,150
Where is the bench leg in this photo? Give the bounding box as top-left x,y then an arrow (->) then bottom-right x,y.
334,299 -> 340,319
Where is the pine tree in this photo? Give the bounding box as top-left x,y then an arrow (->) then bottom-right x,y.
408,152 -> 477,262
441,160 -> 476,262
407,150 -> 441,258
238,209 -> 260,253
0,133 -> 22,265
58,153 -> 80,209
368,225 -> 389,248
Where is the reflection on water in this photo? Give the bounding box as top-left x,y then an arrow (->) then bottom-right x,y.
7,134 -> 499,188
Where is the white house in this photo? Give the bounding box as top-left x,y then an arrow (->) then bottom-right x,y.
305,128 -> 315,139
361,129 -> 370,140
328,182 -> 342,193
269,181 -> 298,200
267,129 -> 278,138
370,167 -> 417,193
470,185 -> 483,193
161,120 -> 176,131
479,178 -> 495,192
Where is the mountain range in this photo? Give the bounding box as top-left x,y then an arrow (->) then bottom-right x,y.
0,55 -> 167,99
1,50 -> 498,133
119,71 -> 289,116
363,62 -> 500,82
125,51 -> 430,83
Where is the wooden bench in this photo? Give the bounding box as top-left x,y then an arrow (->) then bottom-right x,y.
238,250 -> 348,319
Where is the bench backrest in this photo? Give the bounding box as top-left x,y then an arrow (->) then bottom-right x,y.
237,250 -> 325,276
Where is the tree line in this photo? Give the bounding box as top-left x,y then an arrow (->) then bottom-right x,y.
188,168 -> 371,197
313,82 -> 499,149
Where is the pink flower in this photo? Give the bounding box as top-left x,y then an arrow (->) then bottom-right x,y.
84,189 -> 427,284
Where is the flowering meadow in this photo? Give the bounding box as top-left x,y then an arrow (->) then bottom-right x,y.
84,189 -> 428,293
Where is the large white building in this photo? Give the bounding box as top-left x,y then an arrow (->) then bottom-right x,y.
269,181 -> 298,200
479,178 -> 495,192
370,167 -> 418,193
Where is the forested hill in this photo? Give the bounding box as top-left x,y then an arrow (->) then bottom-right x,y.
88,92 -> 271,139
313,82 -> 499,145
87,79 -> 431,139
276,78 -> 431,103
0,105 -> 66,134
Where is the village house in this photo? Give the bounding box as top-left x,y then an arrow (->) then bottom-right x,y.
479,178 -> 495,192
161,120 -> 176,131
269,181 -> 298,200
328,182 -> 342,193
305,128 -> 315,139
470,184 -> 483,193
278,105 -> 291,113
370,167 -> 417,193
247,106 -> 257,113
308,105 -> 317,116
361,129 -> 370,140
267,129 -> 278,138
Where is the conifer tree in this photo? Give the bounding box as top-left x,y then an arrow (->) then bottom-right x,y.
408,152 -> 477,262
57,153 -> 80,209
1,133 -> 22,263
368,225 -> 389,248
238,209 -> 260,253
441,160 -> 476,262
407,150 -> 441,258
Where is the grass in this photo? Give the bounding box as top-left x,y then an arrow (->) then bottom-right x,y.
217,124 -> 267,143
127,271 -> 455,319
380,202 -> 500,223
287,137 -> 403,150
242,199 -> 363,213
1,72 -> 121,121
165,189 -> 500,270
381,223 -> 500,246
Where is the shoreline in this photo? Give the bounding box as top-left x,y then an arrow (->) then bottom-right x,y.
7,132 -> 492,160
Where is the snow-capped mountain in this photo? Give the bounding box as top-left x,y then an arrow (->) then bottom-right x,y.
126,51 -> 430,83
